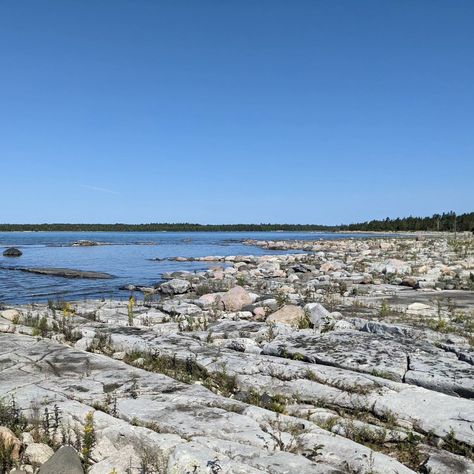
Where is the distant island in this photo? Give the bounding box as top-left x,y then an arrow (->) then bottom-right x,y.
0,211 -> 472,232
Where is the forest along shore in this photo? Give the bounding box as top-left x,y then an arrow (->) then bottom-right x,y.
0,235 -> 473,473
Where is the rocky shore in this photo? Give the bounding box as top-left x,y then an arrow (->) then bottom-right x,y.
0,236 -> 473,473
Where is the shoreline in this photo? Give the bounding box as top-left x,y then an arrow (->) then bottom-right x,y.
1,233 -> 472,303
0,229 -> 467,234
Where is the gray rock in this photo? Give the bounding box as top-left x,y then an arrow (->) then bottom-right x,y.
160,278 -> 191,295
304,302 -> 333,329
160,301 -> 201,316
38,446 -> 83,474
257,261 -> 285,278
333,320 -> 355,330
371,259 -> 412,275
292,263 -> 314,273
224,337 -> 262,354
262,328 -> 474,397
422,446 -> 474,474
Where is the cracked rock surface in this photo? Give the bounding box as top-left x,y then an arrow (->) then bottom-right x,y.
0,235 -> 473,473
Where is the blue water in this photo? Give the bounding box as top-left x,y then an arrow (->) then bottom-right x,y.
0,231 -> 377,303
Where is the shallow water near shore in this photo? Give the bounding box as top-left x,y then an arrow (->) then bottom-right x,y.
1,231 -> 386,303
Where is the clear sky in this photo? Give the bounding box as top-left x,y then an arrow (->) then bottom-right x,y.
1,1 -> 473,224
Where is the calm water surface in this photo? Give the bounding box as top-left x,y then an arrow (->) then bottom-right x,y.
0,231 -> 378,303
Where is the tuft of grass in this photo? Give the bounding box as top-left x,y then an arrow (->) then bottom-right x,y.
275,292 -> 290,308
379,299 -> 390,318
449,238 -> 474,259
87,330 -> 113,355
236,274 -> 246,286
124,351 -> 238,397
297,310 -> 313,330
378,409 -> 397,430
442,428 -> 474,460
266,322 -> 277,341
260,413 -> 315,454
32,315 -> 49,337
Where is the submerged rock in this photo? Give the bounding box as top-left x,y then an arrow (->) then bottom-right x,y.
72,240 -> 99,246
3,247 -> 22,257
16,267 -> 114,279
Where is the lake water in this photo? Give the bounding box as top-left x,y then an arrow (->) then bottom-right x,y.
1,231 -> 377,304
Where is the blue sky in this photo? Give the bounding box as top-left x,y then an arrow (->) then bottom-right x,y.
1,1 -> 473,224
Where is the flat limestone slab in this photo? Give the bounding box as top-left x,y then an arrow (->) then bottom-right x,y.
0,266 -> 114,279
0,333 -> 414,474
262,330 -> 474,398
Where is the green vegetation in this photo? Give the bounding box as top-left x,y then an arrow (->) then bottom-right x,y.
449,238 -> 474,258
21,305 -> 82,343
443,428 -> 474,460
379,299 -> 391,318
297,311 -> 313,330
0,441 -> 15,474
0,211 -> 473,232
313,410 -> 429,471
260,414 -> 319,456
127,295 -> 135,327
275,291 -> 290,308
344,211 -> 474,232
0,397 -> 27,437
124,351 -> 238,397
82,412 -> 96,472
32,315 -> 49,337
87,330 -> 113,355
247,389 -> 288,414
0,397 -> 88,471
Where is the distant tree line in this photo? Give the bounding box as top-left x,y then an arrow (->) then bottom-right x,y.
0,212 -> 472,232
339,212 -> 474,232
